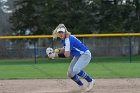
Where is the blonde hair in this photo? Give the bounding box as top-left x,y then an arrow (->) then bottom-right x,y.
52,24 -> 71,39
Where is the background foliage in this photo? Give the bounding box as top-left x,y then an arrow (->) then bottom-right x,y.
9,0 -> 140,35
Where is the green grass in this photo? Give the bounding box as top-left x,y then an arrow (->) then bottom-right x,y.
0,56 -> 140,79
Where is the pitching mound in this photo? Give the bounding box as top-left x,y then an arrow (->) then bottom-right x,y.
0,78 -> 140,93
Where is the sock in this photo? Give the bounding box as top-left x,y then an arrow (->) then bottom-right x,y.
71,75 -> 83,86
78,70 -> 92,82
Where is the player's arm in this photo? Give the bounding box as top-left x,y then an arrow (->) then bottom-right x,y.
64,51 -> 70,58
64,38 -> 70,58
49,50 -> 69,58
55,38 -> 71,58
54,47 -> 65,58
58,47 -> 65,53
55,48 -> 70,58
56,50 -> 70,58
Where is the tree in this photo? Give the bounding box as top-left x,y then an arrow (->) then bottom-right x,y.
94,0 -> 140,33
10,0 -> 46,35
10,0 -> 96,35
9,0 -> 140,35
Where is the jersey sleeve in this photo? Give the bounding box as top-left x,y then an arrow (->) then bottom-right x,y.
65,37 -> 70,51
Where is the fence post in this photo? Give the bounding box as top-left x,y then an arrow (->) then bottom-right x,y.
33,39 -> 37,64
128,36 -> 132,63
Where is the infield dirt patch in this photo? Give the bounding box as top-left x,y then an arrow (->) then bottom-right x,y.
0,78 -> 140,93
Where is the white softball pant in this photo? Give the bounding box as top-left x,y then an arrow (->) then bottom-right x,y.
67,50 -> 91,77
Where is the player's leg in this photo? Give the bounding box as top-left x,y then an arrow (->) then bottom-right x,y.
67,57 -> 83,86
73,50 -> 95,91
73,50 -> 92,81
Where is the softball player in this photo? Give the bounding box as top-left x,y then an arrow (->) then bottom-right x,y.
48,24 -> 95,91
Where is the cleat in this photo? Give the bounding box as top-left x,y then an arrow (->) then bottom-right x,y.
86,79 -> 95,92
79,85 -> 85,91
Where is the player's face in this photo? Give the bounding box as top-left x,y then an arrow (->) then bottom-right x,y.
57,32 -> 65,39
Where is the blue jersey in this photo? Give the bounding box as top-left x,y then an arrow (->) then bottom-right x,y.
61,35 -> 88,57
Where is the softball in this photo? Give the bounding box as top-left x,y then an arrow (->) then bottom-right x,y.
54,49 -> 59,53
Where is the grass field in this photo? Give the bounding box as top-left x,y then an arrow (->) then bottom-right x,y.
0,56 -> 140,79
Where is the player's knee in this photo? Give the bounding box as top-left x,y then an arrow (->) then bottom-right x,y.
73,67 -> 80,75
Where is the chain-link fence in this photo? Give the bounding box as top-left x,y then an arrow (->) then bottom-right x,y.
0,35 -> 140,63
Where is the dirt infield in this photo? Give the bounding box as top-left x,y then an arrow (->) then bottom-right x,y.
0,78 -> 140,93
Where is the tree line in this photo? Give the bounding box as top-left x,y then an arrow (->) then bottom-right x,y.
9,0 -> 140,35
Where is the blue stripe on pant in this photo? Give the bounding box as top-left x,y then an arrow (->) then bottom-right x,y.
71,75 -> 83,86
